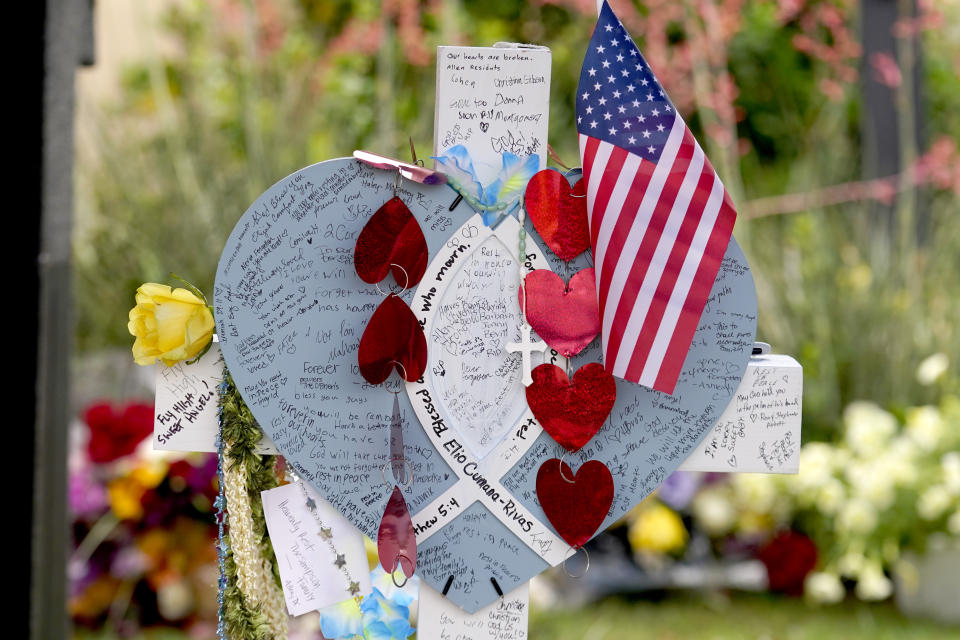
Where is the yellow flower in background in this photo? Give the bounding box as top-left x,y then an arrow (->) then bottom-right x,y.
628,502 -> 688,554
108,476 -> 148,520
128,283 -> 215,366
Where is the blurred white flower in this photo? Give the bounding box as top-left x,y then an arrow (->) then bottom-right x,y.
854,561 -> 893,601
157,579 -> 194,620
843,401 -> 897,457
838,498 -> 877,535
916,353 -> 948,385
942,452 -> 960,495
880,437 -> 919,487
794,443 -> 836,498
948,510 -> 960,536
846,461 -> 895,509
804,571 -> 844,604
691,487 -> 736,536
918,485 -> 952,520
837,548 -> 865,577
732,473 -> 777,513
906,406 -> 944,452
816,478 -> 846,515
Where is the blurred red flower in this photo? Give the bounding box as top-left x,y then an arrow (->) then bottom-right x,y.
758,530 -> 818,596
85,402 -> 154,463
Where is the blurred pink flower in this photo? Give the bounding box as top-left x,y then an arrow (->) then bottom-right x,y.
69,465 -> 108,518
870,52 -> 902,88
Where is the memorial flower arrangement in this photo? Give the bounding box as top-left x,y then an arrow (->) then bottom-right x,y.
682,396 -> 960,604
69,400 -> 221,635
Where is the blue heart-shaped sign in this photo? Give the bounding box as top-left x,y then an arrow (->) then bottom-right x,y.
214,159 -> 756,612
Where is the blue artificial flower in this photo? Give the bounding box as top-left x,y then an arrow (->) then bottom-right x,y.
319,597 -> 364,639
361,588 -> 416,640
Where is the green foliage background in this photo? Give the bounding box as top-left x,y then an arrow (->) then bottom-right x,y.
76,0 -> 960,438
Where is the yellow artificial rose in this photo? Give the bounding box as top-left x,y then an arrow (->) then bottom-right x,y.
628,502 -> 688,554
128,283 -> 215,366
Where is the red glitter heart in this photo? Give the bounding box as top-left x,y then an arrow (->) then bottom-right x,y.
354,196 -> 428,289
520,268 -> 600,357
536,458 -> 614,549
358,294 -> 427,384
526,363 -> 616,452
524,170 -> 589,261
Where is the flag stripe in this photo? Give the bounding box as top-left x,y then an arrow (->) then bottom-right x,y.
610,128 -> 702,376
623,149 -> 715,382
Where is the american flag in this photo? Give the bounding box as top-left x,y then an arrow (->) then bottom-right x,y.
577,1 -> 737,395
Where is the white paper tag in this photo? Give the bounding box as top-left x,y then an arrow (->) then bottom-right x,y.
417,581 -> 529,640
680,354 -> 803,474
153,340 -> 277,454
434,44 -> 551,185
261,482 -> 372,616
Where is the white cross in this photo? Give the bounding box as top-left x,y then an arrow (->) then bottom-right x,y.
505,323 -> 547,387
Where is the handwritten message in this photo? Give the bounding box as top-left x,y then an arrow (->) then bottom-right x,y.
261,482 -> 371,616
418,581 -> 529,640
153,341 -> 277,454
680,354 -> 802,474
434,45 -> 551,184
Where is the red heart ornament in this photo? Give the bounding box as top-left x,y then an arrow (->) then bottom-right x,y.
524,170 -> 590,261
526,363 -> 616,452
520,268 -> 600,357
358,294 -> 427,384
536,459 -> 614,549
354,196 -> 428,289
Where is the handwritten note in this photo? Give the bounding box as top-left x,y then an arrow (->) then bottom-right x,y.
153,341 -> 277,454
418,581 -> 529,640
261,482 -> 371,616
434,45 -> 551,184
680,354 -> 802,474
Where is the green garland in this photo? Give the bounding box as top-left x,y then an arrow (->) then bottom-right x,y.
219,372 -> 284,640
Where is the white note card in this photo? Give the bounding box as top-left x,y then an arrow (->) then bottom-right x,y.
153,340 -> 278,454
680,354 -> 803,474
261,482 -> 372,616
434,44 -> 551,184
418,581 -> 529,640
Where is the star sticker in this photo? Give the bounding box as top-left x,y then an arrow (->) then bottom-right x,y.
334,554 -> 346,569
305,497 -> 317,511
349,581 -> 361,596
588,67 -> 597,77
628,136 -> 637,144
319,527 -> 333,540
